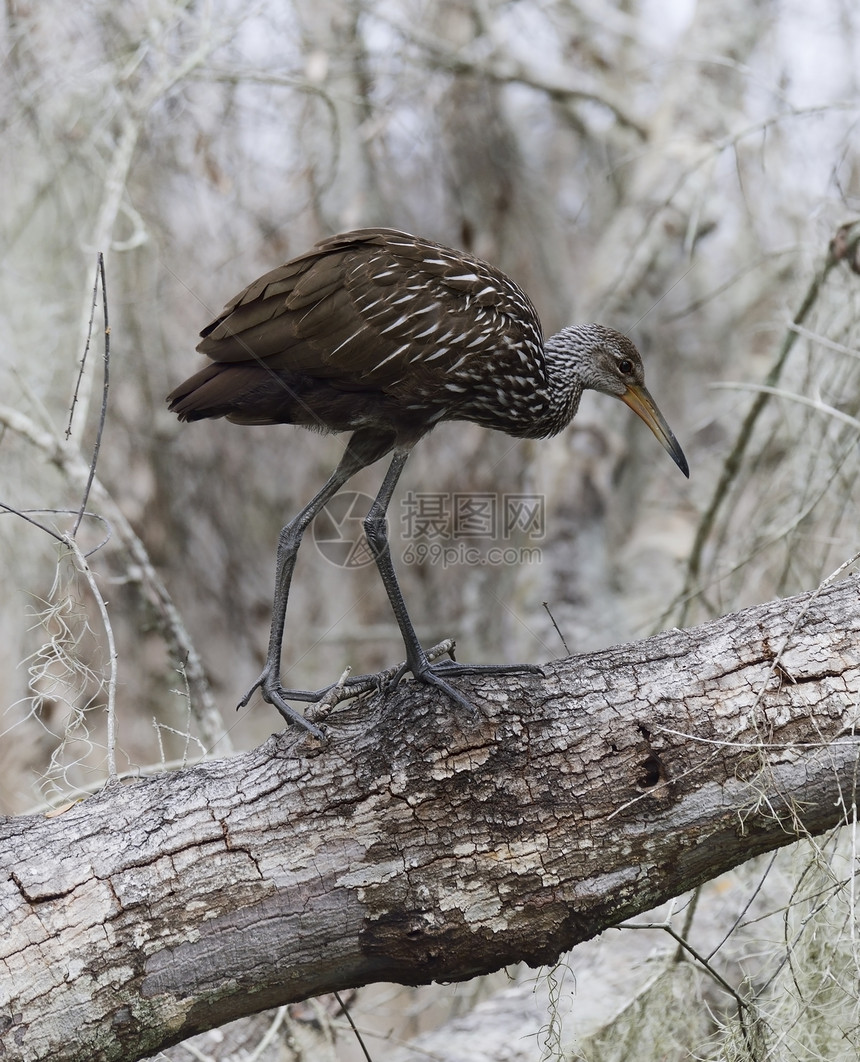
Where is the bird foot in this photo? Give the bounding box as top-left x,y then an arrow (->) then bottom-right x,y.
239,659 -> 389,734
238,663 -> 330,738
241,645 -> 543,733
417,659 -> 544,710
386,643 -> 544,717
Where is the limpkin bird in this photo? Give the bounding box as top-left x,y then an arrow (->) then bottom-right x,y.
168,227 -> 688,736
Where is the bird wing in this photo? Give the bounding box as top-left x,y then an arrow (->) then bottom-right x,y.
195,229 -> 545,392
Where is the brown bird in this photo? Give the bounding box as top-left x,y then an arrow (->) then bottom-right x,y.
168,228 -> 688,736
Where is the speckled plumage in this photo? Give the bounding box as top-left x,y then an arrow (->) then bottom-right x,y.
168,228 -> 688,734
169,229 -> 659,442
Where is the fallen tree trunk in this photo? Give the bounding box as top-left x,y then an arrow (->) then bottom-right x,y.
1,575 -> 858,1062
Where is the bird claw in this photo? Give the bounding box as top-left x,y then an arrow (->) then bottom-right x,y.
240,641 -> 542,735
238,664 -> 327,738
265,688 -> 327,738
371,639 -> 458,694
237,666 -> 269,711
384,640 -> 543,718
408,638 -> 542,682
407,657 -> 543,718
428,659 -> 544,679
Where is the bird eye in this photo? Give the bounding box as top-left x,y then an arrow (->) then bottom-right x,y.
617,358 -> 634,375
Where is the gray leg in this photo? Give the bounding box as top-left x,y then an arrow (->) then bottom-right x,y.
363,451 -> 541,717
241,430 -> 393,735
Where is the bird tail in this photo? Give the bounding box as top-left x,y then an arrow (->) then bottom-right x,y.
166,363 -> 296,424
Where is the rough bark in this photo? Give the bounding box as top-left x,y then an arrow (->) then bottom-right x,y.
1,576 -> 859,1062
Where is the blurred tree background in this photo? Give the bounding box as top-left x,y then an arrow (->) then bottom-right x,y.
1,0 -> 859,1058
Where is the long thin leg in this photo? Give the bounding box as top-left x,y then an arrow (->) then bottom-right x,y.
241,432 -> 390,735
363,450 -> 541,716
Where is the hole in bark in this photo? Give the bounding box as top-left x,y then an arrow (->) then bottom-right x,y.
637,753 -> 662,788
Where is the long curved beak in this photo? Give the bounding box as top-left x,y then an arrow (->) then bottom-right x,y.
620,383 -> 689,478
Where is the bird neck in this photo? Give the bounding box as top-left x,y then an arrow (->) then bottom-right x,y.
540,332 -> 586,437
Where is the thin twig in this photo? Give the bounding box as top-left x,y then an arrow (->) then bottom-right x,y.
244,1005 -> 288,1062
0,503 -> 65,543
711,381 -> 860,432
306,666 -> 353,724
173,1041 -> 215,1062
620,920 -> 750,1013
334,991 -> 374,1062
706,852 -> 781,963
304,639 -> 460,709
618,920 -> 764,1057
541,601 -> 571,656
673,887 -> 700,963
67,254 -> 102,443
73,252 -> 110,537
0,506 -> 111,555
369,15 -> 646,137
61,533 -> 118,782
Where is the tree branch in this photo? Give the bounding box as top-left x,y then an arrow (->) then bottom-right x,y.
1,576 -> 859,1062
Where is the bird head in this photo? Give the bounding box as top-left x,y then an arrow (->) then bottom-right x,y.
554,325 -> 689,477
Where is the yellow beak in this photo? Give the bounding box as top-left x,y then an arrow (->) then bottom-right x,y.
620,383 -> 689,477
